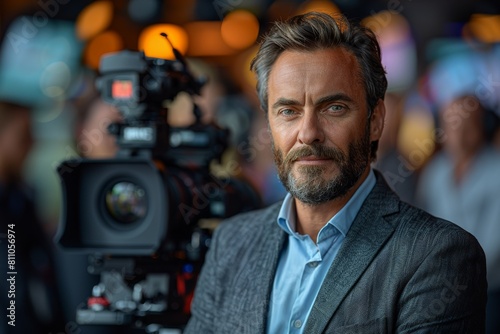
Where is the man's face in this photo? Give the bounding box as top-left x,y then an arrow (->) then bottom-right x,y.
79,100 -> 122,158
441,96 -> 484,160
267,47 -> 383,205
0,107 -> 33,181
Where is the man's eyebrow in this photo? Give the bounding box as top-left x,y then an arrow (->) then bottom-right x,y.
271,98 -> 301,110
315,93 -> 355,106
271,94 -> 356,110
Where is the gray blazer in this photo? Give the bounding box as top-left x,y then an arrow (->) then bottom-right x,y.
184,172 -> 487,333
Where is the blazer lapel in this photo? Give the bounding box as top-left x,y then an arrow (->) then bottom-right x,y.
237,203 -> 286,333
304,172 -> 400,333
255,222 -> 286,333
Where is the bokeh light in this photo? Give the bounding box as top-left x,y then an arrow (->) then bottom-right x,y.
40,61 -> 71,98
296,0 -> 340,15
398,107 -> 436,169
231,45 -> 260,107
76,1 -> 114,41
463,14 -> 500,43
363,12 -> 417,93
221,10 -> 259,50
185,21 -> 236,56
84,31 -> 124,70
138,24 -> 188,59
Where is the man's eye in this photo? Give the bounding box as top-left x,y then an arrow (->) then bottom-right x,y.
326,105 -> 346,113
280,109 -> 296,116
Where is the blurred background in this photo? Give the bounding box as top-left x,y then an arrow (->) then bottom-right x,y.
0,0 -> 499,333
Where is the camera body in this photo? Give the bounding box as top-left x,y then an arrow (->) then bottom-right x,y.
56,48 -> 260,330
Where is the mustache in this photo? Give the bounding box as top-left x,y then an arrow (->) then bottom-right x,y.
284,144 -> 345,165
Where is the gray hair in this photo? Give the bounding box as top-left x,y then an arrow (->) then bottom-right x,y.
250,12 -> 388,115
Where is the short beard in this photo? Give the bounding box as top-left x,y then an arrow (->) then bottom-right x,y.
273,123 -> 371,205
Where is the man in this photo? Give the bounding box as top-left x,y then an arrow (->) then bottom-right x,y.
184,12 -> 486,333
417,95 -> 500,333
56,92 -> 123,334
73,91 -> 123,159
0,101 -> 66,334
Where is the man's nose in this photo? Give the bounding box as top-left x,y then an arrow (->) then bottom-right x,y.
297,112 -> 325,145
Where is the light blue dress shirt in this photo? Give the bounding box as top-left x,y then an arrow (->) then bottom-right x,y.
267,169 -> 376,333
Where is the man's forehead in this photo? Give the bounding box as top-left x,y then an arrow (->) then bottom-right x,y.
267,47 -> 365,102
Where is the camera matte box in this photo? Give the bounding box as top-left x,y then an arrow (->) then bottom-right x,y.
56,158 -> 168,256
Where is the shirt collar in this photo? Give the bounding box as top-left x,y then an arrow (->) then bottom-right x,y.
277,169 -> 376,237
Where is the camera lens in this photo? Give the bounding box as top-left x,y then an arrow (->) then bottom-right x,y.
105,181 -> 147,224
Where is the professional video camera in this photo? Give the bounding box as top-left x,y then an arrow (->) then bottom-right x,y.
56,36 -> 261,332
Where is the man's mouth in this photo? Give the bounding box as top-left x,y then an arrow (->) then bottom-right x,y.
294,155 -> 331,164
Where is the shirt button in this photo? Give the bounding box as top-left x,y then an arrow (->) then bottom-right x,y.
293,319 -> 302,328
308,261 -> 318,268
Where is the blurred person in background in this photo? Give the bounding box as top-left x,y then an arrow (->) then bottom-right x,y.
55,89 -> 124,334
74,92 -> 122,159
417,94 -> 500,334
372,92 -> 419,204
242,111 -> 288,205
167,57 -> 226,128
168,57 -> 264,201
0,100 -> 66,334
485,107 -> 500,150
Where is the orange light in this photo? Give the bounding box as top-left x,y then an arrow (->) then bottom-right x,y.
362,11 -> 410,39
76,1 -> 114,41
296,0 -> 340,15
232,45 -> 260,107
398,109 -> 436,169
184,21 -> 237,56
464,14 -> 500,43
138,24 -> 188,60
240,46 -> 258,91
221,10 -> 259,50
84,31 -> 124,70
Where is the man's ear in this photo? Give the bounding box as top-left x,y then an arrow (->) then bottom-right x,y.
370,99 -> 385,142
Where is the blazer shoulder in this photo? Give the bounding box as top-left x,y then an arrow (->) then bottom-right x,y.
395,200 -> 483,250
206,201 -> 285,268
209,201 -> 283,251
